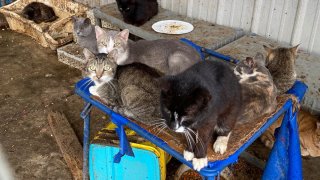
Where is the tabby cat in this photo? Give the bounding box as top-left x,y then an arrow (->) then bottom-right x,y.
116,0 -> 158,26
233,53 -> 278,122
263,44 -> 299,94
72,17 -> 98,54
260,111 -> 320,157
96,29 -> 201,75
22,2 -> 58,24
159,60 -> 243,171
82,48 -> 161,124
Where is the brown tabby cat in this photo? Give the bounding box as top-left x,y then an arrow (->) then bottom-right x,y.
263,44 -> 299,94
82,48 -> 161,124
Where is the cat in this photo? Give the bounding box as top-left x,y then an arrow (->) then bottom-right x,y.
159,60 -> 243,171
95,26 -> 120,54
96,29 -> 202,75
260,110 -> 320,157
115,0 -> 158,26
72,16 -> 98,54
82,48 -> 162,124
233,53 -> 278,123
263,44 -> 299,94
22,2 -> 58,24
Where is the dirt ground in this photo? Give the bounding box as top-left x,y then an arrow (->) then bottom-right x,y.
0,29 -> 319,180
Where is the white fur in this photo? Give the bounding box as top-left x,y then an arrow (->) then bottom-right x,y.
236,69 -> 265,84
89,85 -> 99,96
192,157 -> 208,171
107,38 -> 115,53
116,50 -> 129,65
175,126 -> 185,133
98,47 -> 108,54
183,150 -> 194,161
213,133 -> 231,154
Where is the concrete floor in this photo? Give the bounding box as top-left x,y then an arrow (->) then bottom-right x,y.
0,29 -> 318,180
0,29 -> 106,179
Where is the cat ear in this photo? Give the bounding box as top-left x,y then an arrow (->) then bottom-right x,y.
83,48 -> 94,62
84,18 -> 91,25
291,44 -> 300,55
116,29 -> 129,41
244,57 -> 255,68
95,26 -> 105,40
263,45 -> 273,54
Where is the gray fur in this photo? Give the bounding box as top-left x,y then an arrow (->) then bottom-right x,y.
72,16 -> 98,54
234,53 -> 278,123
97,29 -> 202,75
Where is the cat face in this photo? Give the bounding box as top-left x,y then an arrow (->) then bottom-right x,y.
234,53 -> 265,77
82,48 -> 117,85
116,0 -> 136,15
159,77 -> 211,133
72,17 -> 93,37
263,45 -> 299,66
95,26 -> 115,54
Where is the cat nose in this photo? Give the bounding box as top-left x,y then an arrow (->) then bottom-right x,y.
96,75 -> 102,79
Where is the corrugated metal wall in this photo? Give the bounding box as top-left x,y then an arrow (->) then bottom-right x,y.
85,0 -> 320,54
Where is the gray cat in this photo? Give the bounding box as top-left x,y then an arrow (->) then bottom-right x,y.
96,29 -> 202,75
234,53 -> 278,122
263,45 -> 299,94
72,16 -> 98,54
82,48 -> 162,124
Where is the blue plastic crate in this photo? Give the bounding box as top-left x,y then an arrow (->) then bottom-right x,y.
89,144 -> 161,180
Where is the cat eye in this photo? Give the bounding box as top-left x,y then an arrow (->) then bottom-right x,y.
125,7 -> 130,11
104,65 -> 111,71
89,65 -> 96,71
119,8 -> 123,11
114,42 -> 120,47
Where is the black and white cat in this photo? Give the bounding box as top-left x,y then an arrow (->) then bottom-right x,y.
159,60 -> 243,171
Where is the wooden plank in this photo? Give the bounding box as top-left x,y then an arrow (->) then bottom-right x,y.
48,111 -> 83,180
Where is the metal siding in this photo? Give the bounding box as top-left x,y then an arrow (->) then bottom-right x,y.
115,0 -> 320,54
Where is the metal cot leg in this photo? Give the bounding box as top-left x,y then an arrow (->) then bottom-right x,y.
80,103 -> 92,180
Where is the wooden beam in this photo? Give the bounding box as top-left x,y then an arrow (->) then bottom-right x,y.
48,111 -> 83,180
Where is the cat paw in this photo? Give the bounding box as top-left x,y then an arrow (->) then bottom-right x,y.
89,86 -> 98,96
192,157 -> 208,171
183,150 -> 194,161
213,134 -> 231,154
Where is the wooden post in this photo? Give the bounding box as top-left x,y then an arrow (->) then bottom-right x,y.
48,111 -> 83,180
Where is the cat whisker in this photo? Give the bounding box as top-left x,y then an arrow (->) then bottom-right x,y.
83,79 -> 94,90
186,128 -> 205,152
150,123 -> 165,133
80,79 -> 92,89
155,124 -> 167,136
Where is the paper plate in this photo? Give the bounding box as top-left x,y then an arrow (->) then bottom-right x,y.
152,20 -> 194,34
